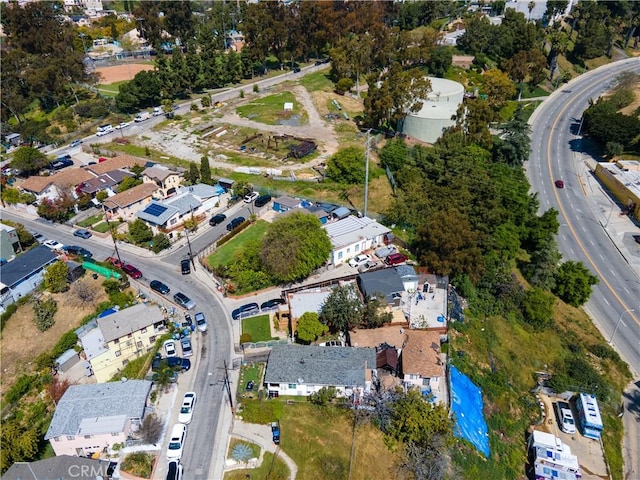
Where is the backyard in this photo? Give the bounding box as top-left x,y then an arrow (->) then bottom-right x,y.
242,315 -> 275,342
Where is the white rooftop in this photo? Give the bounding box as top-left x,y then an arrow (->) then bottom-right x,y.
600,161 -> 640,199
323,216 -> 390,249
288,289 -> 332,320
97,303 -> 165,343
77,414 -> 127,435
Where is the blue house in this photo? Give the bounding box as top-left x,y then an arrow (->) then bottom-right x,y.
304,206 -> 330,224
273,196 -> 302,213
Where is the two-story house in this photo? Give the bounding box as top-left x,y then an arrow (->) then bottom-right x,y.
78,303 -> 166,382
44,380 -> 152,457
400,330 -> 444,399
102,183 -> 157,221
142,165 -> 182,199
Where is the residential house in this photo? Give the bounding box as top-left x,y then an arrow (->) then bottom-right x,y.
19,168 -> 94,202
226,30 -> 245,52
0,246 -> 58,311
357,268 -> 406,305
142,165 -> 182,199
0,222 -> 20,259
323,216 -> 391,265
44,380 -> 152,457
264,345 -> 376,399
76,169 -> 134,197
279,287 -> 333,337
2,455 -> 114,480
303,205 -> 330,224
77,303 -> 166,382
102,183 -> 157,221
400,330 -> 444,397
135,192 -> 203,239
85,155 -> 147,176
3,133 -> 22,147
273,196 -> 302,213
176,183 -> 225,213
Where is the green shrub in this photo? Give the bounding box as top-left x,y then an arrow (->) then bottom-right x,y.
120,452 -> 155,479
240,333 -> 252,344
4,374 -> 39,404
0,303 -> 18,331
33,298 -> 58,332
51,330 -> 79,358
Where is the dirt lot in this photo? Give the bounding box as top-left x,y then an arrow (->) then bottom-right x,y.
0,276 -> 108,396
95,63 -> 154,84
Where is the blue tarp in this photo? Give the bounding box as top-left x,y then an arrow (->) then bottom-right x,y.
450,365 -> 490,457
97,308 -> 117,318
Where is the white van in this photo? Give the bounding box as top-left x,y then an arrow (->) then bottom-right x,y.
153,106 -> 163,116
166,423 -> 187,460
96,124 -> 114,136
559,408 -> 576,434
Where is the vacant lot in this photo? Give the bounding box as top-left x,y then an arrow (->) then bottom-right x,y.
207,220 -> 269,267
237,92 -> 308,125
242,315 -> 274,342
0,275 -> 108,396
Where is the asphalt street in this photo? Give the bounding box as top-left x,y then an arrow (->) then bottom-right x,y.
527,57 -> 640,479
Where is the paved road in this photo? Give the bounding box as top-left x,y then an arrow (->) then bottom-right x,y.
527,57 -> 640,479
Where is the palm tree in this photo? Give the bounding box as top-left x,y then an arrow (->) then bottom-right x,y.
528,1 -> 536,21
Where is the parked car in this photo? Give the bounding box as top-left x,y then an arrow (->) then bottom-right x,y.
260,298 -> 285,311
114,121 -> 131,130
166,460 -> 183,480
174,292 -> 196,310
244,191 -> 259,203
43,240 -> 65,251
122,264 -> 142,279
254,194 -> 272,208
181,337 -> 193,357
182,313 -> 193,328
106,256 -> 124,269
358,259 -> 378,273
63,245 -> 93,258
69,140 -> 83,148
164,339 -> 177,357
226,217 -> 246,231
167,356 -> 191,371
96,124 -> 114,136
559,407 -> 576,434
166,424 -> 187,460
374,245 -> 398,258
348,254 -> 370,268
293,67 -> 301,73
73,229 -> 92,239
181,259 -> 191,275
271,422 -> 280,445
195,312 -> 207,332
150,280 -> 170,295
384,253 -> 408,265
31,232 -> 46,243
555,179 -> 564,188
209,213 -> 226,226
232,302 -> 260,320
178,392 -> 197,424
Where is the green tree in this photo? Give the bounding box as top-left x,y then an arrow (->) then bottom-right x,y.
326,147 -> 366,184
200,156 -> 212,185
11,147 -> 51,174
429,47 -> 453,77
552,261 -> 599,307
309,386 -> 337,406
44,262 -> 68,293
379,138 -> 409,172
128,219 -> 153,245
319,284 -> 362,334
96,190 -> 108,202
151,233 -> 171,253
259,212 -> 332,283
482,69 -> 516,110
521,287 -> 555,330
296,312 -> 327,344
493,105 -> 531,167
185,163 -> 200,184
117,176 -> 142,193
361,294 -> 393,329
1,186 -> 21,205
33,298 -> 58,331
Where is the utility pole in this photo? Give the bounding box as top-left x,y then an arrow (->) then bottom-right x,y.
184,227 -> 196,270
223,360 -> 234,411
104,213 -> 123,265
363,129 -> 371,218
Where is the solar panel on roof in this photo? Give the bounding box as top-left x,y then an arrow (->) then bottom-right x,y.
143,204 -> 168,217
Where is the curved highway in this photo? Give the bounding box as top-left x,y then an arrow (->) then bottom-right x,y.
527,58 -> 640,478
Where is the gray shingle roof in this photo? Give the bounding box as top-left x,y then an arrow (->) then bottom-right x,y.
2,455 -> 113,480
44,380 -> 151,439
0,246 -> 58,288
97,303 -> 165,343
357,268 -> 405,302
264,345 -> 376,387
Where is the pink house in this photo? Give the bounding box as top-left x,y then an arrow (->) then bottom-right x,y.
44,380 -> 152,457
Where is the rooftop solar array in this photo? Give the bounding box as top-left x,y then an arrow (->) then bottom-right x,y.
143,203 -> 168,217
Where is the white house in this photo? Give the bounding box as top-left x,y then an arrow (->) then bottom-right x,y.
264,345 -> 376,399
323,216 -> 391,265
44,380 -> 152,457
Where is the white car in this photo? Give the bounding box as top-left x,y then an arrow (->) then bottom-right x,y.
195,312 -> 207,333
348,254 -> 370,268
178,392 -> 196,424
358,259 -> 378,273
114,122 -> 131,130
164,339 -> 177,358
43,240 -> 64,251
244,191 -> 259,203
166,423 -> 186,460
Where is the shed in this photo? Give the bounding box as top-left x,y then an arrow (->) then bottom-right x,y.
55,348 -> 80,373
66,260 -> 85,282
218,177 -> 235,191
4,133 -> 22,146
273,196 -> 302,213
332,206 -> 351,220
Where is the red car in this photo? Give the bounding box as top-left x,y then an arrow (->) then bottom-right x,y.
384,253 -> 408,265
555,179 -> 564,189
122,264 -> 142,279
106,256 -> 124,269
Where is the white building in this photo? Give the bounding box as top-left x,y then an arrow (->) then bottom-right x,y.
399,77 -> 465,144
323,216 -> 391,265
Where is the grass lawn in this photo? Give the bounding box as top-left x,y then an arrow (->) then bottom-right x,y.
242,315 -> 274,342
299,71 -> 334,92
77,214 -> 104,227
224,452 -> 289,480
96,80 -> 128,97
237,92 -> 307,125
92,222 -> 111,233
207,221 -> 269,267
279,403 -> 399,480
